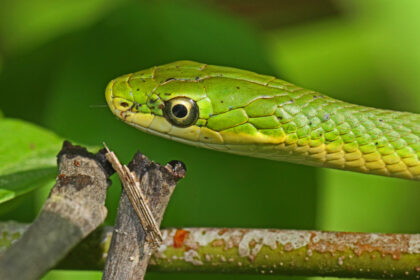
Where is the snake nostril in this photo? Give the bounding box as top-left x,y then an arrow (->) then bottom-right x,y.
120,102 -> 130,108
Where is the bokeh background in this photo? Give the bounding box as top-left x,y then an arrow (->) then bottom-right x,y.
0,0 -> 419,279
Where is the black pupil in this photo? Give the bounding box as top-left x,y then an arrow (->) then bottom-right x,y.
172,104 -> 188,118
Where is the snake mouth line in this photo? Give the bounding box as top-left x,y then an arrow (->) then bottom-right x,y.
128,120 -> 201,146
120,113 -> 268,155
125,117 -> 236,150
122,116 -> 298,160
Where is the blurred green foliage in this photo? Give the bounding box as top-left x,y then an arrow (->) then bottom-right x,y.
0,0 -> 418,279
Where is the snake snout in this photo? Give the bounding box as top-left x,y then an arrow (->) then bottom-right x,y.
105,79 -> 115,111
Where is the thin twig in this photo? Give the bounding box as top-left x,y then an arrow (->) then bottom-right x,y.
103,143 -> 162,248
102,150 -> 186,280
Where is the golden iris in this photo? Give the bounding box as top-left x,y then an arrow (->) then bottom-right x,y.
163,97 -> 199,127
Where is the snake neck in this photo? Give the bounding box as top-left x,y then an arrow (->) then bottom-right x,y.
213,98 -> 420,180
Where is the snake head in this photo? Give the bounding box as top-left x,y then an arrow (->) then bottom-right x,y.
106,60 -> 299,154
105,61 -> 229,147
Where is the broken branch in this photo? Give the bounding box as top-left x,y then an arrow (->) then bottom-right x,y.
102,150 -> 186,280
104,144 -> 162,248
0,141 -> 113,280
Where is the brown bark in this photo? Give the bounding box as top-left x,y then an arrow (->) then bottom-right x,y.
0,141 -> 113,280
102,152 -> 186,280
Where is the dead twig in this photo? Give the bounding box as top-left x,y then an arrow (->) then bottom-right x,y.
0,141 -> 113,280
102,148 -> 186,280
103,143 -> 162,248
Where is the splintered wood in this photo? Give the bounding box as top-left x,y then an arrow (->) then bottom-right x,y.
103,144 -> 162,248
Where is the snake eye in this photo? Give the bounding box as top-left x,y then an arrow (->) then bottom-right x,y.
163,97 -> 199,127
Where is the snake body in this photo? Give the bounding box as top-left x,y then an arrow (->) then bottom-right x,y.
106,61 -> 420,180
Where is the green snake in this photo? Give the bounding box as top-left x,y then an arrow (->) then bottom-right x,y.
105,61 -> 420,181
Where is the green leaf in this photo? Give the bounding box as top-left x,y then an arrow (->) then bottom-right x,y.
0,118 -> 62,204
0,168 -> 57,204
